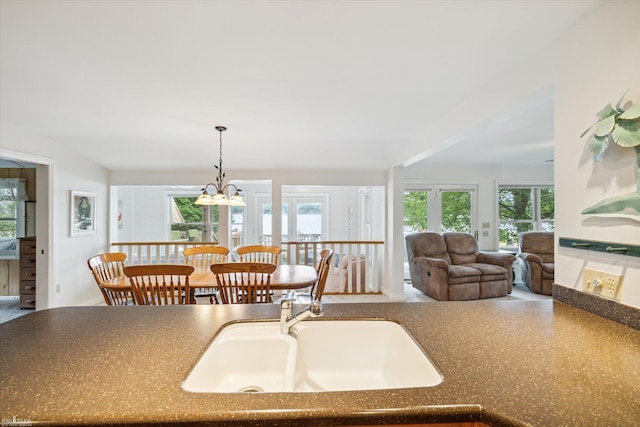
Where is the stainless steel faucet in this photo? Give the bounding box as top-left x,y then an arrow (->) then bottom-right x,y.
280,248 -> 333,335
280,292 -> 323,335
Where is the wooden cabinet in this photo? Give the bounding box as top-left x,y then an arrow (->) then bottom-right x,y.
19,237 -> 37,309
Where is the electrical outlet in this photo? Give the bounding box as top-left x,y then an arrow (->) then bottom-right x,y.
583,268 -> 623,300
56,283 -> 61,293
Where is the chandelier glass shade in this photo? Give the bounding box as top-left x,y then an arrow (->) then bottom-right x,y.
194,126 -> 245,207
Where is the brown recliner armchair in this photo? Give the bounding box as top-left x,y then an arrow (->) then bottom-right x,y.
443,232 -> 516,296
405,232 -> 515,301
518,231 -> 554,295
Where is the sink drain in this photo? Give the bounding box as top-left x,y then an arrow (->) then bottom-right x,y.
237,385 -> 264,393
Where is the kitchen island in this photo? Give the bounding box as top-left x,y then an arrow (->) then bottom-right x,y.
1,300 -> 639,426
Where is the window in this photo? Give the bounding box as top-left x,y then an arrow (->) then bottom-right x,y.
0,178 -> 26,259
440,189 -> 473,233
169,195 -> 220,242
404,190 -> 430,233
291,201 -> 323,242
258,194 -> 327,244
498,186 -> 554,250
230,205 -> 244,249
404,185 -> 477,234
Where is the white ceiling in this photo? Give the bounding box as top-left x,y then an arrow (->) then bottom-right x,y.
0,1 -> 600,171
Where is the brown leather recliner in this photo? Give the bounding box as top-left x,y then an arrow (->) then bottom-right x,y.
443,232 -> 516,296
405,232 -> 515,301
518,231 -> 554,295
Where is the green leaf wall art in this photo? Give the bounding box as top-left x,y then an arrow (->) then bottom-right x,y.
581,91 -> 640,220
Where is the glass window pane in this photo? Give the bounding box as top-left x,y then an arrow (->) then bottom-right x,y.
281,202 -> 288,242
0,220 -> 16,238
403,191 -> 429,233
541,221 -> 555,231
441,191 -> 471,233
296,202 -> 321,241
170,196 -> 218,242
540,188 -> 555,220
0,184 -> 19,258
498,186 -> 553,250
262,202 -> 272,245
0,200 -> 16,219
499,222 -> 534,247
0,187 -> 16,202
230,206 -> 244,249
499,188 -> 533,221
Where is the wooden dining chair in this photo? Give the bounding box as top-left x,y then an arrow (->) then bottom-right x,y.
236,245 -> 282,265
123,264 -> 194,305
87,252 -> 135,306
296,248 -> 334,303
311,248 -> 334,301
210,262 -> 277,304
183,245 -> 229,304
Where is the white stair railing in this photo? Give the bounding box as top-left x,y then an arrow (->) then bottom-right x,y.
283,240 -> 384,294
111,240 -> 385,295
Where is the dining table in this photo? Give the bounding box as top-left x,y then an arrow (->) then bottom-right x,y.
104,264 -> 318,303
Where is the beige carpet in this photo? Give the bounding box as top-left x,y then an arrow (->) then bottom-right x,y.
320,281 -> 551,304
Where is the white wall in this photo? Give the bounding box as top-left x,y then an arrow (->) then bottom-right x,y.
553,0 -> 640,309
1,122 -> 110,308
113,186 -> 134,242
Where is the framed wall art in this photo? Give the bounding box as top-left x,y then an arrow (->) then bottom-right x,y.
581,91 -> 640,221
70,190 -> 96,237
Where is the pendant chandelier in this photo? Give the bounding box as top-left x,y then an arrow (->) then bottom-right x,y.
194,125 -> 246,207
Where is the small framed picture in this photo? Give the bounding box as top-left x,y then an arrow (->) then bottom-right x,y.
70,191 -> 96,237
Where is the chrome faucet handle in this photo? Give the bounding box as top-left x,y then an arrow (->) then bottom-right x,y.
309,300 -> 323,316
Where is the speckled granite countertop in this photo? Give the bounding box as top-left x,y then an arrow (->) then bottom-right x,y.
1,301 -> 639,426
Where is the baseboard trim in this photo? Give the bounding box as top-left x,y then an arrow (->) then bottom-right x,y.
553,284 -> 640,331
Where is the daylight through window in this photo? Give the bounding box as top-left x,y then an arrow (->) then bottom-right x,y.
498,186 -> 554,250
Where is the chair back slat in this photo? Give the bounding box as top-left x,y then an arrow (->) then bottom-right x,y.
236,245 -> 281,265
183,245 -> 229,304
124,264 -> 194,305
311,248 -> 334,301
183,245 -> 229,268
87,252 -> 134,306
210,262 -> 276,304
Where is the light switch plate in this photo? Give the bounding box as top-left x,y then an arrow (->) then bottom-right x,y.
583,268 -> 623,300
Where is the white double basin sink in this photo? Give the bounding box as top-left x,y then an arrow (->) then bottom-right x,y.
182,319 -> 443,393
